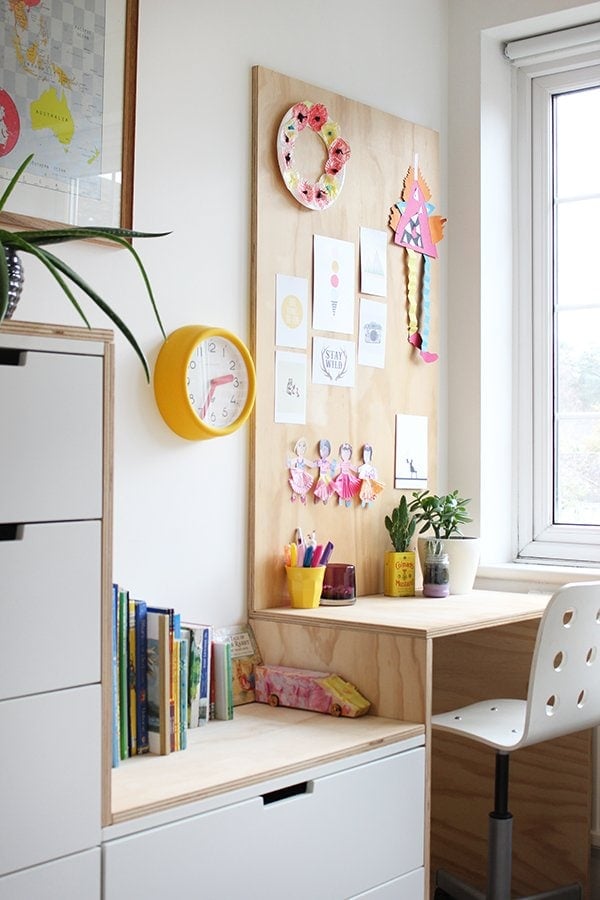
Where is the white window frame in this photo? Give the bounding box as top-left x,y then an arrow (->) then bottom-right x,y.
509,24 -> 600,565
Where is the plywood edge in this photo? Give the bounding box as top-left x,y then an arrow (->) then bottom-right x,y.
0,319 -> 114,343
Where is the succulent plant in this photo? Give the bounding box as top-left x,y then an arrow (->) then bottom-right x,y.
408,489 -> 473,539
0,154 -> 168,379
384,494 -> 417,552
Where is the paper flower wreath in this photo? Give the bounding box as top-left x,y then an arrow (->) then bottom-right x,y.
277,102 -> 351,211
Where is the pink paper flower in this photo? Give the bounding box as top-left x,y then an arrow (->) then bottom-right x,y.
298,180 -> 315,204
308,103 -> 328,131
292,103 -> 309,129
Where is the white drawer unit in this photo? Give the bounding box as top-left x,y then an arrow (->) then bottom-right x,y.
0,520 -> 101,700
103,745 -> 425,900
0,340 -> 103,523
0,685 -> 102,876
0,848 -> 101,900
0,324 -> 111,888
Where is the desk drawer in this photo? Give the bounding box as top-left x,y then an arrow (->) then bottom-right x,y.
104,746 -> 425,899
0,520 -> 101,700
0,348 -> 103,522
0,685 -> 102,875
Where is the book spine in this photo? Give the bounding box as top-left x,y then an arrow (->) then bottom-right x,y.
118,588 -> 129,760
135,600 -> 149,754
186,627 -> 200,728
111,584 -> 120,768
128,597 -> 137,756
179,636 -> 188,750
200,625 -> 212,725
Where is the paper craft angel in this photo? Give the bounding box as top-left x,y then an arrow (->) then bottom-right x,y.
388,157 -> 446,363
287,437 -> 314,504
312,438 -> 337,505
332,442 -> 361,508
357,443 -> 384,508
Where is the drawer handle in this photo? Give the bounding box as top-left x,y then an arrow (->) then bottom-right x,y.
0,524 -> 21,541
0,348 -> 25,367
262,781 -> 309,805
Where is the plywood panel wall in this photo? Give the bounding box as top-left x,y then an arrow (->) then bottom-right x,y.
249,66 -> 441,611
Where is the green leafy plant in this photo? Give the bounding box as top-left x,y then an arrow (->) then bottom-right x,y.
384,494 -> 417,552
408,489 -> 473,539
0,154 -> 168,379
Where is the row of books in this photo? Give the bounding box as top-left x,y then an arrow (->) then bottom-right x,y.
112,585 -> 262,766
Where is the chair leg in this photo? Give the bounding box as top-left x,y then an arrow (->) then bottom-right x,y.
520,885 -> 582,899
435,868 -> 485,899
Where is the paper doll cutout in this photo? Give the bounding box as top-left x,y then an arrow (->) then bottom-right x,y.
357,443 -> 384,508
388,156 -> 446,363
312,438 -> 337,505
332,442 -> 361,508
287,437 -> 314,504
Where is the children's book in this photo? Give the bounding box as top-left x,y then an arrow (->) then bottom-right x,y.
146,608 -> 171,755
134,599 -> 149,754
111,584 -> 120,768
212,639 -> 234,720
128,596 -> 137,756
212,624 -> 262,706
182,623 -> 212,726
118,587 -> 129,760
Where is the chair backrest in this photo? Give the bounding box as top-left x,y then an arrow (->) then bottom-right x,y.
522,581 -> 600,748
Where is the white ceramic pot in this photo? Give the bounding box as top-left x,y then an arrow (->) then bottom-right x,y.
417,535 -> 480,595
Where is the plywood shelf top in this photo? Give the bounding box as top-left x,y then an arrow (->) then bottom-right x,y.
250,590 -> 552,638
110,703 -> 422,824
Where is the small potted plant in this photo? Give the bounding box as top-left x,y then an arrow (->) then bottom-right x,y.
0,155 -> 167,380
408,489 -> 479,594
383,494 -> 417,597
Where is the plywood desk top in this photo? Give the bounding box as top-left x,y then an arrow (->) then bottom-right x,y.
251,590 -> 552,638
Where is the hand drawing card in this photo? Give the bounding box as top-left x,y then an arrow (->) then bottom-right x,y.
274,350 -> 307,424
275,273 -> 308,349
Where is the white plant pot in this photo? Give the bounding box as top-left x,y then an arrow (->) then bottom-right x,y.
417,536 -> 480,595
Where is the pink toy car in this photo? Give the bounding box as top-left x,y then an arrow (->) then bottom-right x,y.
254,664 -> 370,718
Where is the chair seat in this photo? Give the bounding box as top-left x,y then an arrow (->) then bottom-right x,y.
432,698 -> 527,750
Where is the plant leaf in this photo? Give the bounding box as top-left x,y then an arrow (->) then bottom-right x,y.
8,236 -> 91,327
39,248 -> 150,380
0,154 -> 34,213
0,240 -> 8,321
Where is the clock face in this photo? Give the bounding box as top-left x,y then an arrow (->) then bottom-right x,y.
187,334 -> 250,429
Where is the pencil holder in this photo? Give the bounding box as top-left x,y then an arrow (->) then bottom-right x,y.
285,565 -> 326,609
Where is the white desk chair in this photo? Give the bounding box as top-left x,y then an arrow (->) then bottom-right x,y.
432,581 -> 600,900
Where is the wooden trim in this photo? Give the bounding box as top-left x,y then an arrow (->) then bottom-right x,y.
0,319 -> 113,343
101,339 -> 115,826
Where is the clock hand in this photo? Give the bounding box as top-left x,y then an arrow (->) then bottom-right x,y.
199,384 -> 216,419
199,374 -> 235,419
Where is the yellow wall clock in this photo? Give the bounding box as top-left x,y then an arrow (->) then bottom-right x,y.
154,325 -> 256,440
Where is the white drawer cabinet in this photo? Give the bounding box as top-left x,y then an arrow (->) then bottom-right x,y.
0,848 -> 101,900
0,343 -> 103,523
103,745 -> 425,900
0,685 -> 102,875
0,324 -> 111,895
0,520 -> 101,700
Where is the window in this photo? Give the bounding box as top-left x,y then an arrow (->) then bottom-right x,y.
508,24 -> 600,564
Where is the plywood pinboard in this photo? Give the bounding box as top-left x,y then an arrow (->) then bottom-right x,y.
249,66 -> 442,611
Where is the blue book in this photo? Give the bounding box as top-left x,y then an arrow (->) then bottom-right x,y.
134,599 -> 149,754
118,588 -> 129,760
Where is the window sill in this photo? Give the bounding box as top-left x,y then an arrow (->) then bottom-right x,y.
476,561 -> 600,593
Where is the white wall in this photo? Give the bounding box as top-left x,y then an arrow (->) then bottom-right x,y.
14,0 -> 448,624
447,0 -> 600,564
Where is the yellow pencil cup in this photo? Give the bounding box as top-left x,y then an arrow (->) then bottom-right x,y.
286,565 -> 326,608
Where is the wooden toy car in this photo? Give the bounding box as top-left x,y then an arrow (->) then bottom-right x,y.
254,663 -> 371,717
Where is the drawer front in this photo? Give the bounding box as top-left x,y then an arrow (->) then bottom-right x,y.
351,867 -> 424,898
0,521 -> 101,700
0,686 -> 102,875
104,747 -> 425,900
0,348 -> 103,522
0,847 -> 100,900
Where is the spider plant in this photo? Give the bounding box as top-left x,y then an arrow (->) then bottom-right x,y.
0,154 -> 168,380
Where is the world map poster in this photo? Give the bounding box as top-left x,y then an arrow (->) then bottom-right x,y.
0,0 -> 115,223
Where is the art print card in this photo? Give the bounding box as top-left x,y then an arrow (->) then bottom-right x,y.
358,297 -> 387,368
275,273 -> 308,349
312,234 -> 355,334
360,227 -> 387,296
274,351 -> 307,424
394,414 -> 428,489
312,336 -> 356,388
